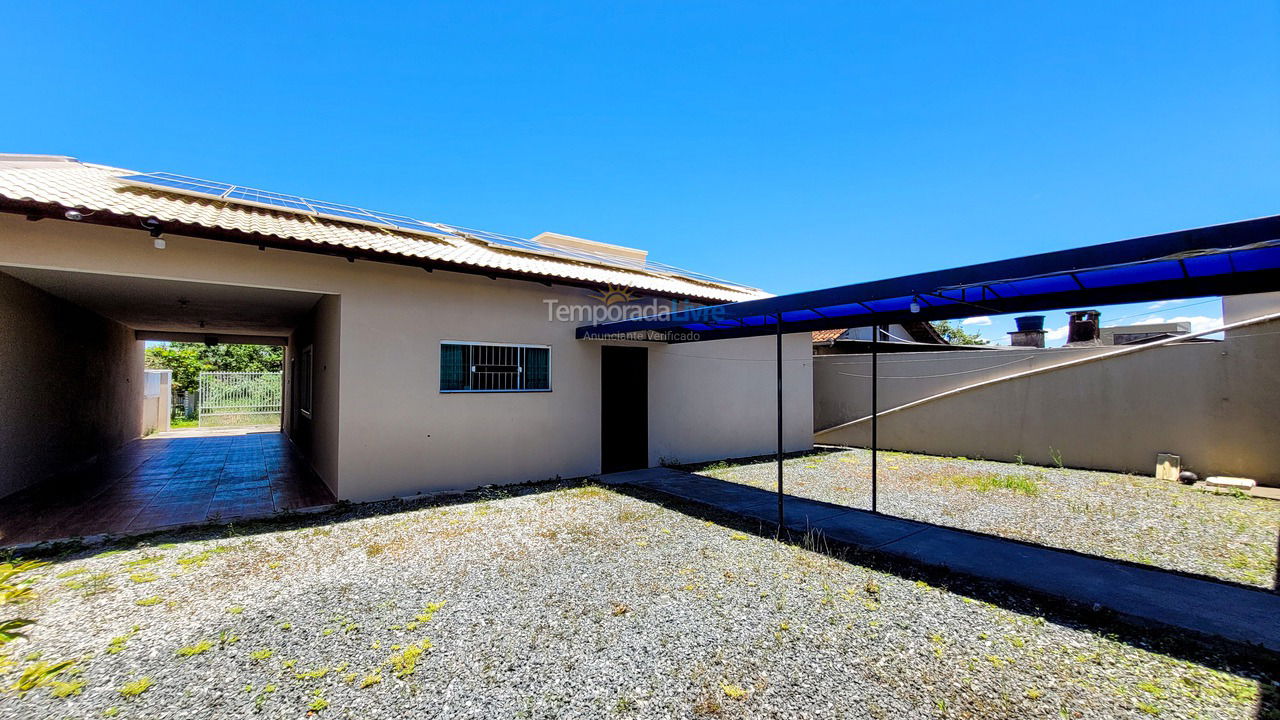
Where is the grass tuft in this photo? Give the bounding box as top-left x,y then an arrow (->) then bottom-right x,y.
119,676 -> 153,697
176,640 -> 214,657
386,639 -> 432,678
107,626 -> 140,654
945,472 -> 1041,496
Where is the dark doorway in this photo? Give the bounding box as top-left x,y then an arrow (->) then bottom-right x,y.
601,346 -> 648,473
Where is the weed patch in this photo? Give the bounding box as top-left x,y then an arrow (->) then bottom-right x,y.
945,472 -> 1041,496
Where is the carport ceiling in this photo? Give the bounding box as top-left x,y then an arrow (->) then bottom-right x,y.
0,266 -> 325,336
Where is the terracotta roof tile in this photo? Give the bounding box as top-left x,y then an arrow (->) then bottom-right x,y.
0,157 -> 765,304
811,328 -> 846,343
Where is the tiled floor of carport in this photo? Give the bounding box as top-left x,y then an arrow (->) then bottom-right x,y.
0,429 -> 335,546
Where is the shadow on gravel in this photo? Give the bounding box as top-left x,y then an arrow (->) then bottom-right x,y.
606,481 -> 1280,720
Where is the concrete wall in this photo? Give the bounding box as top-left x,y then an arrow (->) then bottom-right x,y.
814,346 -> 1114,431
141,370 -> 171,435
0,270 -> 143,498
815,317 -> 1280,484
141,396 -> 164,435
285,294 -> 341,495
0,213 -> 813,501
648,335 -> 812,467
1224,291 -> 1280,325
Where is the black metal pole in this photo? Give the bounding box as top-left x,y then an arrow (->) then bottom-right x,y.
871,324 -> 878,513
776,312 -> 784,533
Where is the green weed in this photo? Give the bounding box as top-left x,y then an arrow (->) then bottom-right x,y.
107,626 -> 140,654
119,676 -> 153,697
176,640 -> 214,657
946,473 -> 1041,496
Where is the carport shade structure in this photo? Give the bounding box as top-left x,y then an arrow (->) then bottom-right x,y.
577,214 -> 1280,528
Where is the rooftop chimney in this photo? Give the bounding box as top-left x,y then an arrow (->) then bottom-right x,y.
1067,310 -> 1101,344
1007,315 -> 1047,348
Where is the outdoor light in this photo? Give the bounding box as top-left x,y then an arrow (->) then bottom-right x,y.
138,217 -> 165,243
64,209 -> 83,221
909,298 -> 921,313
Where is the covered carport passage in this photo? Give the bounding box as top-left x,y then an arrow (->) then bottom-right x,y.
0,266 -> 336,544
583,214 -> 1280,654
579,213 -> 1280,519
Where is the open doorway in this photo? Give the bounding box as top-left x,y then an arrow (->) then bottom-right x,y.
601,346 -> 648,474
145,341 -> 285,432
0,266 -> 336,544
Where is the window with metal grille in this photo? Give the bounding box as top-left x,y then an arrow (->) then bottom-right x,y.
440,342 -> 551,392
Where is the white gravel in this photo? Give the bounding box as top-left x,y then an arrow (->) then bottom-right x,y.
697,448 -> 1280,589
0,484 -> 1273,719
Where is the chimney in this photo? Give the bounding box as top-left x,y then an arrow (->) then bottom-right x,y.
1008,315 -> 1046,348
1067,310 -> 1101,344
1008,330 -> 1046,348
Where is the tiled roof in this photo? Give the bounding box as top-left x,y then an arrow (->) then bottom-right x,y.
812,328 -> 846,343
0,156 -> 765,303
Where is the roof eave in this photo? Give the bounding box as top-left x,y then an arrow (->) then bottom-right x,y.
0,197 -> 750,304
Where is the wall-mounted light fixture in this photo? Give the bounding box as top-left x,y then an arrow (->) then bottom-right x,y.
140,217 -> 165,247
64,210 -> 84,221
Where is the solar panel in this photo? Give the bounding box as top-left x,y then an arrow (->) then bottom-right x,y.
114,171 -> 750,292
117,172 -> 233,198
115,172 -> 459,240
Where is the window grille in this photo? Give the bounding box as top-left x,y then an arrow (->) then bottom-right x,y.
440,342 -> 551,392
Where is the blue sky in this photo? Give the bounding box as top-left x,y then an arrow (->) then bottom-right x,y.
5,2 -> 1277,343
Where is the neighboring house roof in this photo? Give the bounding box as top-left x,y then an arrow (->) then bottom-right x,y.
0,155 -> 764,303
811,322 -> 949,345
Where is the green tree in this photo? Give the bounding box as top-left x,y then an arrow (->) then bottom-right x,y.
144,343 -> 284,394
931,320 -> 990,346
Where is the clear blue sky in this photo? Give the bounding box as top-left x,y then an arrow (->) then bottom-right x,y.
5,2 -> 1277,343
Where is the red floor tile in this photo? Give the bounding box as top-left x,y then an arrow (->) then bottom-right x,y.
0,431 -> 335,545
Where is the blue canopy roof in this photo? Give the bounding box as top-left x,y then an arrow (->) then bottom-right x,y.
577,214 -> 1280,343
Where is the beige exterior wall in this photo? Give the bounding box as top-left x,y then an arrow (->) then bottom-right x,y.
284,294 -> 342,494
648,336 -> 812,466
0,270 -> 143,497
0,214 -> 813,501
1223,291 -> 1280,326
815,316 -> 1280,485
813,346 -> 1115,431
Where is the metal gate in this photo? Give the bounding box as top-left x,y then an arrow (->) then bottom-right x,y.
197,371 -> 283,428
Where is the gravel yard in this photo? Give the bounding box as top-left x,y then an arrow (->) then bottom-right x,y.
698,448 -> 1280,589
0,484 -> 1274,719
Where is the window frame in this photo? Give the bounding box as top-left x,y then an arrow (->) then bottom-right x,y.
439,340 -> 552,394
